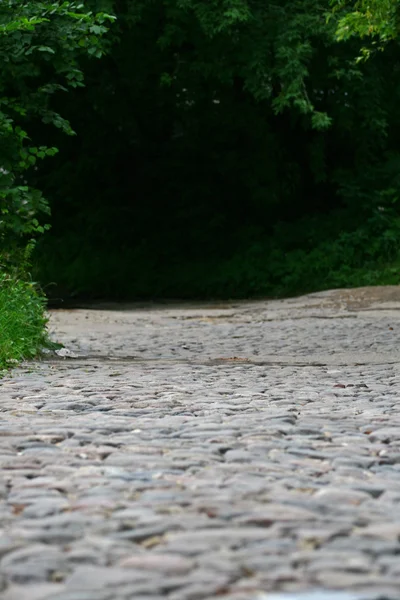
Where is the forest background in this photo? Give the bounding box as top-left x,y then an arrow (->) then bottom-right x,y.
1,0 -> 400,367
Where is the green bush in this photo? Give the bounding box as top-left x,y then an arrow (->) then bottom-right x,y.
34,203 -> 400,302
0,3 -> 113,375
0,270 -> 49,372
0,2 -> 114,255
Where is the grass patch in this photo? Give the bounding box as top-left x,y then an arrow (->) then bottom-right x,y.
0,271 -> 49,372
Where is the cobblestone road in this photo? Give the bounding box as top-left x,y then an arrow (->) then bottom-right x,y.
1,287 -> 400,600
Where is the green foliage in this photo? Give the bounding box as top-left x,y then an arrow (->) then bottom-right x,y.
34,207 -> 400,300
29,0 -> 400,302
0,1 -> 114,258
331,0 -> 400,61
0,1 -> 114,375
332,0 -> 399,42
0,269 -> 49,372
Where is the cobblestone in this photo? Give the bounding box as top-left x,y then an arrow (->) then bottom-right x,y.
1,287 -> 400,598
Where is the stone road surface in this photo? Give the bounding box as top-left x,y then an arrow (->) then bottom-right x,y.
1,287 -> 400,600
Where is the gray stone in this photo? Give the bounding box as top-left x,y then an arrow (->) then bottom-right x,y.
312,488 -> 371,505
3,289 -> 400,599
355,522 -> 400,541
1,583 -> 65,600
64,565 -> 153,588
22,498 -> 70,518
257,593 -> 373,600
118,553 -> 194,573
368,428 -> 400,443
0,544 -> 69,583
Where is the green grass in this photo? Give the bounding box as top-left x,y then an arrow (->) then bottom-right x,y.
0,271 -> 49,372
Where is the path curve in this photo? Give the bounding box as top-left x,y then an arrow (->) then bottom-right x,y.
1,287 -> 400,600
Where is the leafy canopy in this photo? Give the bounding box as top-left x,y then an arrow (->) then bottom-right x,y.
0,1 -> 114,259
332,0 -> 400,57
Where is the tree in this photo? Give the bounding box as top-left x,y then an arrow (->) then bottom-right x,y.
332,0 -> 400,49
0,1 -> 114,263
31,0 -> 400,299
